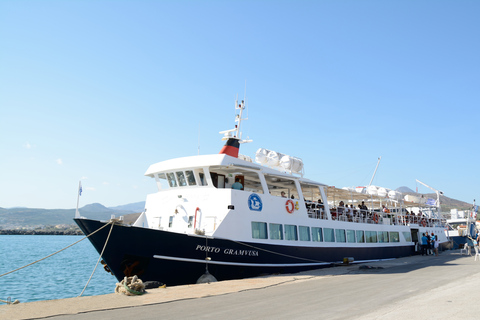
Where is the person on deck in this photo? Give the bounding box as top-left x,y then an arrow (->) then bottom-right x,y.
231,177 -> 243,190
345,203 -> 351,216
360,201 -> 368,211
347,205 -> 354,221
337,201 -> 345,214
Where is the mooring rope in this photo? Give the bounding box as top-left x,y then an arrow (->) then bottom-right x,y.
78,221 -> 115,297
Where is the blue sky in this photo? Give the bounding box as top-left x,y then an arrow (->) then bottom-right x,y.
1,0 -> 479,209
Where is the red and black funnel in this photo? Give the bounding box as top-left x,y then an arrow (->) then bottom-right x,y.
219,138 -> 240,158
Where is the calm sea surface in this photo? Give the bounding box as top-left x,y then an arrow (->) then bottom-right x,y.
0,235 -> 118,303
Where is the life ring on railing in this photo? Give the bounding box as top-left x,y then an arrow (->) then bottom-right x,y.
286,200 -> 294,214
421,219 -> 426,227
373,213 -> 379,224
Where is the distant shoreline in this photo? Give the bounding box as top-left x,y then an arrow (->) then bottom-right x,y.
0,229 -> 84,235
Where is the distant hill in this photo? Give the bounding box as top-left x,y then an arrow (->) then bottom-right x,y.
0,207 -> 77,229
108,202 -> 145,212
81,203 -> 112,213
396,186 -> 415,193
0,201 -> 145,229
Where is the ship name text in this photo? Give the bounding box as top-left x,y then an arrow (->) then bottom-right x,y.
195,245 -> 259,256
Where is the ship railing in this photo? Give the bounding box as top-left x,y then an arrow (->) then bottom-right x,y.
307,209 -> 328,220
327,208 -> 381,224
393,215 -> 446,228
307,203 -> 328,220
395,215 -> 415,226
307,205 -> 423,226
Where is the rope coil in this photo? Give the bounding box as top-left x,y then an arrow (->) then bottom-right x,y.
115,275 -> 145,296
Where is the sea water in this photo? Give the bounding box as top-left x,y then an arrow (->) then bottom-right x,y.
0,235 -> 118,303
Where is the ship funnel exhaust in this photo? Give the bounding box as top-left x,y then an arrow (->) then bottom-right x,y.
219,138 -> 240,157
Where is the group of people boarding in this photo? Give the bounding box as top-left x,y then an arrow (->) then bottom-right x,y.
420,232 -> 439,256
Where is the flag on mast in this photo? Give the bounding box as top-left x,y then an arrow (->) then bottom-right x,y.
75,181 -> 82,219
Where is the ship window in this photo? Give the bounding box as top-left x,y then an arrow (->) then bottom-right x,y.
168,216 -> 174,228
167,173 -> 177,187
198,171 -> 207,186
335,229 -> 346,243
269,223 -> 283,240
356,230 -> 365,243
312,227 -> 323,242
346,230 -> 356,243
390,231 -> 400,242
300,182 -> 325,203
264,173 -> 297,198
208,166 -> 264,193
176,171 -> 187,187
378,231 -> 389,243
210,172 -> 226,188
299,226 -> 311,241
188,216 -> 194,228
251,221 -> 268,239
324,228 -> 335,242
402,232 -> 412,242
186,171 -> 196,186
285,225 -> 298,241
365,231 -> 377,243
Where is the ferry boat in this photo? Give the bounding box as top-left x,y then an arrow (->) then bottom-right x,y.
446,207 -> 478,249
75,99 -> 448,286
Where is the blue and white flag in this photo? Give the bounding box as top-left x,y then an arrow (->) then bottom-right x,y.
426,198 -> 436,206
79,182 -> 83,196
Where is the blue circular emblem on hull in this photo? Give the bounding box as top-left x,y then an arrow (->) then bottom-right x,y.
248,193 -> 263,211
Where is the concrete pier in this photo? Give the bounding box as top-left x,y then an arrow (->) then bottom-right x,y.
2,250 -> 479,320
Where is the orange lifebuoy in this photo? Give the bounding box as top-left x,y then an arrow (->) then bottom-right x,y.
286,200 -> 294,213
373,213 -> 379,224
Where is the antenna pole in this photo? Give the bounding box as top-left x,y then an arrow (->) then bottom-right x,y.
235,100 -> 245,140
368,157 -> 381,186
